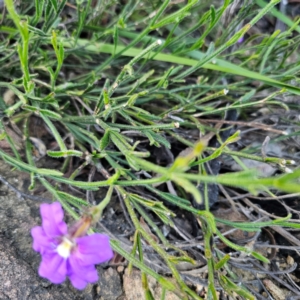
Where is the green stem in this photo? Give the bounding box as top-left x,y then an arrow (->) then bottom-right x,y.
40,114 -> 67,152
61,39 -> 300,95
119,186 -> 202,300
96,185 -> 114,212
110,239 -> 182,295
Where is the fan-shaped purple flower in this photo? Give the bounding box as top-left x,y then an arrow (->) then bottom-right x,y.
31,202 -> 113,290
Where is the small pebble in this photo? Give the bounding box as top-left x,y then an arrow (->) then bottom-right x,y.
287,255 -> 294,265
117,266 -> 124,273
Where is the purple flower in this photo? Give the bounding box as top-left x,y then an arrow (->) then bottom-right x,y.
31,202 -> 113,290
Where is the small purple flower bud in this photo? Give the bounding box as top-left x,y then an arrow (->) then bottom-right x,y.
238,36 -> 244,43
31,202 -> 114,290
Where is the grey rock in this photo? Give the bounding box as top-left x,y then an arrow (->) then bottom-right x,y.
98,268 -> 123,300
0,235 -> 73,299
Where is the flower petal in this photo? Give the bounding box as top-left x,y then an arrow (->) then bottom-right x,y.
40,202 -> 67,237
68,255 -> 98,285
72,262 -> 98,283
75,234 -> 113,266
68,273 -> 88,290
39,252 -> 67,284
31,226 -> 53,254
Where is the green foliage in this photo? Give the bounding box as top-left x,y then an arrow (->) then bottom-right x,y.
1,0 -> 300,298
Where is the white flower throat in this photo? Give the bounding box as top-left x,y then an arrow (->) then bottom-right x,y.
56,237 -> 74,259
